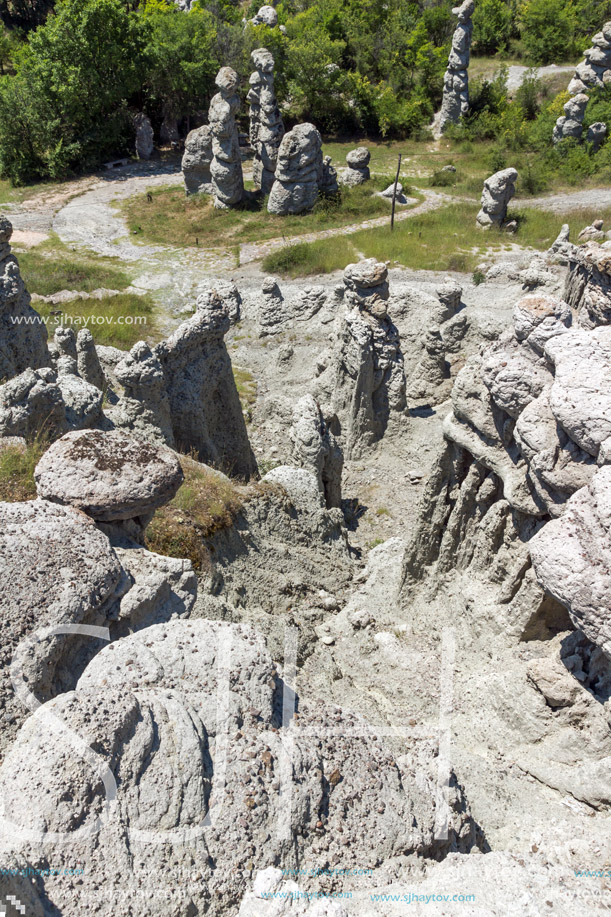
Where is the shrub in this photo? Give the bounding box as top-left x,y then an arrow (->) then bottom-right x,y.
520,0 -> 576,65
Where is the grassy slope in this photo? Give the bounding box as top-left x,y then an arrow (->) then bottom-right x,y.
35,293 -> 156,348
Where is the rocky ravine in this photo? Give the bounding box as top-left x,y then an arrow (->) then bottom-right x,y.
0,198 -> 611,917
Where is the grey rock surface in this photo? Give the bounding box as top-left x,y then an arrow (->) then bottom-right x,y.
268,123 -> 323,215
248,48 -> 284,194
133,112 -> 154,160
156,292 -> 257,477
340,147 -> 371,187
34,428 -> 184,522
209,67 -> 244,209
181,124 -> 214,196
476,167 -> 518,229
251,4 -> 278,27
76,328 -> 106,390
289,395 -> 343,508
0,217 -> 50,381
439,0 -> 474,133
113,340 -> 175,446
0,367 -> 66,439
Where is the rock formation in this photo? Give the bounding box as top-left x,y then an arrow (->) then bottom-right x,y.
439,0 -> 474,133
340,147 -> 370,187
329,260 -> 406,458
289,394 -> 343,508
321,155 -> 339,195
34,428 -> 184,529
0,367 -> 66,439
208,67 -> 244,210
156,291 -> 257,478
250,4 -> 278,27
587,120 -> 608,150
268,123 -> 323,215
248,48 -> 284,194
133,112 -> 154,160
476,167 -> 518,229
0,217 -> 50,382
567,21 -> 611,95
552,92 -> 589,144
181,124 -> 213,196
563,238 -> 611,327
113,340 -> 175,446
76,329 -> 106,390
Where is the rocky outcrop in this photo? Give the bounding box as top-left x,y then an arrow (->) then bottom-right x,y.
563,240 -> 611,327
76,328 -> 105,390
181,124 -> 214,196
329,260 -> 406,459
197,279 -> 242,324
587,120 -> 607,150
156,291 -> 257,478
439,0 -> 474,133
289,394 -> 343,508
0,367 -> 66,439
209,67 -> 244,210
0,217 -> 50,382
34,429 -> 184,526
566,21 -> 611,95
321,155 -> 339,195
553,92 -> 589,144
112,340 -> 175,446
0,614 -> 480,916
133,112 -> 154,160
268,123 -> 323,215
340,147 -> 370,187
251,4 -> 278,27
248,48 -> 284,194
476,167 -> 518,229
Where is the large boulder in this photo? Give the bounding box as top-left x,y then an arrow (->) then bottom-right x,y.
476,167 -> 518,229
268,123 -> 323,215
181,124 -> 214,196
34,429 -> 184,524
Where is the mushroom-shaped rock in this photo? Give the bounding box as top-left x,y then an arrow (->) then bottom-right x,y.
34,429 -> 184,522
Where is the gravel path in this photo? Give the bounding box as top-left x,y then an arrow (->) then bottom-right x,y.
517,187 -> 611,213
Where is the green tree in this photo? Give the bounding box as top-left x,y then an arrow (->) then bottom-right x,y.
143,2 -> 219,129
472,0 -> 513,54
520,0 -> 576,65
0,0 -> 146,182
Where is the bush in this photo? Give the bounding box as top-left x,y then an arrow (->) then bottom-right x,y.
473,0 -> 513,55
520,0 -> 576,65
430,169 -> 456,187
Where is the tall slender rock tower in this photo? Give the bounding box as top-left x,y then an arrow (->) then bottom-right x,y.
439,0 -> 474,133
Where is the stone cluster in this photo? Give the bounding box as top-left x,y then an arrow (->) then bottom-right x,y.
247,48 -> 285,194
553,22 -> 611,146
552,92 -> 590,144
208,67 -> 244,209
267,123 -> 323,215
476,167 -> 518,230
181,124 -> 213,195
340,147 -> 370,187
439,0 -> 474,133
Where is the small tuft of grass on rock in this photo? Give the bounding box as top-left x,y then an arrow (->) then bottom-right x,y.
145,455 -> 244,571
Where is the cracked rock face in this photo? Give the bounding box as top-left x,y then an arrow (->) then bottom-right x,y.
113,340 -> 175,447
0,619 -> 481,916
209,67 -> 244,209
268,123 -> 323,215
289,394 -> 343,509
439,0 -> 474,133
181,124 -> 214,196
248,48 -> 285,194
34,429 -> 184,523
563,240 -> 611,327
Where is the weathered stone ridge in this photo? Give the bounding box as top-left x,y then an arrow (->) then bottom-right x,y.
267,123 -> 323,215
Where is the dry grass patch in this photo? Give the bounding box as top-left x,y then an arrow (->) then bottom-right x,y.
0,440 -> 46,502
145,455 -> 244,570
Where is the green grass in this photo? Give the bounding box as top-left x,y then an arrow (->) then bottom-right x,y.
18,242 -> 132,297
121,179 -> 397,249
35,292 -> 156,348
263,202 -> 611,278
0,440 -> 46,502
262,235 -> 358,277
145,455 -> 244,570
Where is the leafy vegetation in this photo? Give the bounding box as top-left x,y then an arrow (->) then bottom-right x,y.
145,454 -> 244,570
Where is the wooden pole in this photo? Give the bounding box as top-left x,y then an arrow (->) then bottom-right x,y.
391,153 -> 402,231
